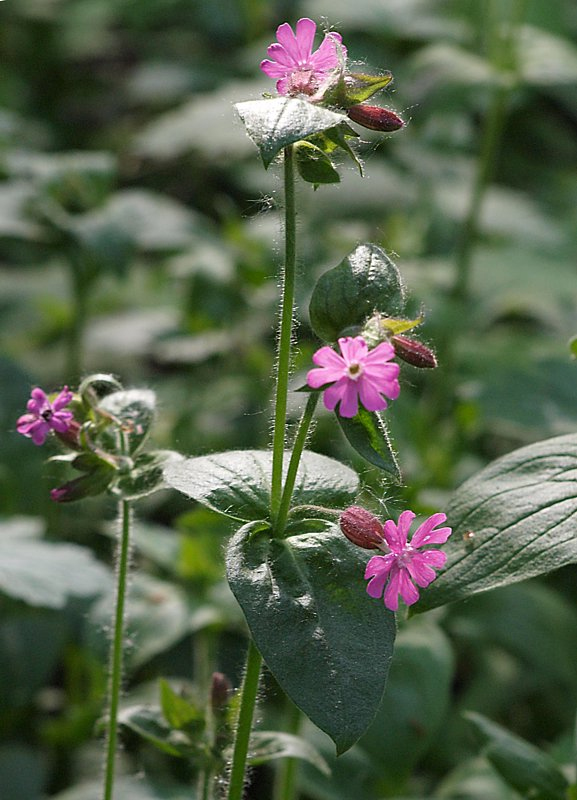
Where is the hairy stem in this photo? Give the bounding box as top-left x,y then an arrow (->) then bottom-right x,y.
271,145 -> 297,523
102,498 -> 132,800
275,392 -> 319,536
226,639 -> 263,800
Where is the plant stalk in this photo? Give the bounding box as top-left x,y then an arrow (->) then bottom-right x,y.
273,700 -> 302,800
102,498 -> 132,800
275,392 -> 319,536
226,638 -> 263,800
271,144 -> 297,523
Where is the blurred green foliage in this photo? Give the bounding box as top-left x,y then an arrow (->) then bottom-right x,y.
1,0 -> 577,797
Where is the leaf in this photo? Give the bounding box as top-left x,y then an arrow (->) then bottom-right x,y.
226,521 -> 396,754
98,388 -> 156,455
114,450 -> 183,501
234,98 -> 348,168
337,408 -> 401,480
247,731 -> 330,775
309,243 -> 405,342
118,706 -> 194,758
0,537 -> 111,609
413,433 -> 577,613
159,679 -> 204,732
294,141 -> 340,186
465,712 -> 569,800
333,71 -> 394,106
517,25 -> 577,86
52,775 -> 195,800
163,449 -> 359,522
359,619 -> 454,790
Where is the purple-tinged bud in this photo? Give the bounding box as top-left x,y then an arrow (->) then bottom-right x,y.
340,506 -> 384,550
391,335 -> 437,369
210,672 -> 232,713
347,104 -> 405,132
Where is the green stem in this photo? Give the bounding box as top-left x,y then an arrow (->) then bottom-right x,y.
452,0 -> 527,300
198,767 -> 216,800
273,701 -> 302,800
102,499 -> 132,800
226,639 -> 263,800
271,145 -> 297,523
275,392 -> 319,536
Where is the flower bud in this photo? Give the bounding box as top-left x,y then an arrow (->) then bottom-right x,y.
391,335 -> 437,369
347,104 -> 404,132
340,506 -> 384,549
210,671 -> 232,713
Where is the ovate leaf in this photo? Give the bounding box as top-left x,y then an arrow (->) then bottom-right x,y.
235,98 -> 347,167
295,141 -> 340,185
337,408 -> 401,480
164,449 -> 359,522
309,243 -> 405,342
98,388 -> 156,454
413,433 -> 577,613
227,521 -> 396,754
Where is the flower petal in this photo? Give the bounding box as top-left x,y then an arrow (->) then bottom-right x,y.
310,32 -> 345,71
294,18 -> 317,61
382,519 -> 403,552
364,341 -> 396,363
52,387 -> 74,411
397,568 -> 420,606
364,554 -> 394,598
275,22 -> 299,59
312,345 -> 345,369
338,336 -> 368,365
335,379 -> 359,417
358,376 -> 388,412
383,564 -> 402,610
307,365 -> 343,389
396,510 -> 415,546
406,554 -> 437,588
410,512 -> 452,548
322,377 -> 348,411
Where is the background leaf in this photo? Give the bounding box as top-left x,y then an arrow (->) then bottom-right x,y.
337,408 -> 401,479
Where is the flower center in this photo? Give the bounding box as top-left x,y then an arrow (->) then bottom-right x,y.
286,69 -> 318,96
41,409 -> 53,421
346,361 -> 364,381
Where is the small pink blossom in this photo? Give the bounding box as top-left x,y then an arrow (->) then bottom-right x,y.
16,386 -> 74,446
260,17 -> 346,97
307,336 -> 400,418
364,510 -> 452,611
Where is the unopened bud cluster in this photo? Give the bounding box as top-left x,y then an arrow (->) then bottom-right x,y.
339,506 -> 385,550
347,104 -> 404,132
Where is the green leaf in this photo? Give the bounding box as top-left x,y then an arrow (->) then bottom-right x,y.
114,450 -> 183,501
98,388 -> 156,454
332,71 -> 394,106
226,522 -> 396,754
163,449 -> 359,522
0,536 -> 111,609
247,731 -> 330,775
413,433 -> 577,613
359,619 -> 454,791
234,98 -> 348,168
337,408 -> 401,480
118,705 -> 194,758
465,712 -> 569,800
294,141 -> 340,186
159,679 -> 204,732
309,243 -> 405,342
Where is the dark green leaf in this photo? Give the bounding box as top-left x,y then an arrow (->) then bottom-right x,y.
114,450 -> 183,501
465,712 -> 569,800
226,522 -> 396,754
247,731 -> 329,775
295,141 -> 340,186
413,433 -> 577,613
163,449 -> 359,522
234,98 -> 347,168
337,408 -> 401,480
309,243 -> 405,342
98,388 -> 156,454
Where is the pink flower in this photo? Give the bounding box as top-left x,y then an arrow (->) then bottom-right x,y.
260,17 -> 346,97
307,336 -> 400,418
364,511 -> 452,611
16,386 -> 74,446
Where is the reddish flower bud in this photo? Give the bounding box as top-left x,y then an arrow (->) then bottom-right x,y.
391,335 -> 437,369
210,671 -> 232,712
347,104 -> 404,132
340,506 -> 384,550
